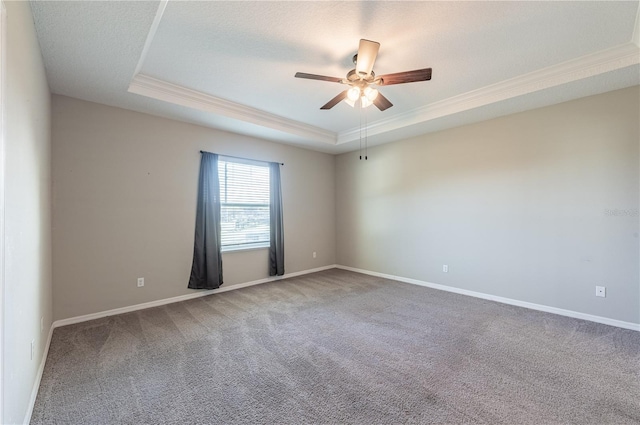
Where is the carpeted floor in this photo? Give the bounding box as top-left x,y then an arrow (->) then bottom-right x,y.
32,269 -> 640,424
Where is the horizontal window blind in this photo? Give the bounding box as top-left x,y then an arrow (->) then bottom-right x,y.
219,158 -> 270,250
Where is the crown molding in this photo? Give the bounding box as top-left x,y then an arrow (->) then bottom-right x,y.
131,42 -> 637,147
128,74 -> 337,145
131,0 -> 168,78
338,42 -> 640,144
127,2 -> 336,146
130,5 -> 637,150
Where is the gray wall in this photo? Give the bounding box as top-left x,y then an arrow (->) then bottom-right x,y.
336,86 -> 639,325
3,1 -> 53,423
52,95 -> 335,321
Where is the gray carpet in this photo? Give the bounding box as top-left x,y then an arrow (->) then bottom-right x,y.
32,269 -> 640,424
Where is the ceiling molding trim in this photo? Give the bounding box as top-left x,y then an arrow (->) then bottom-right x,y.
338,42 -> 640,144
131,0 -> 168,78
128,74 -> 337,144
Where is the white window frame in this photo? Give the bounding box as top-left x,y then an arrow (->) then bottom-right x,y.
218,156 -> 270,253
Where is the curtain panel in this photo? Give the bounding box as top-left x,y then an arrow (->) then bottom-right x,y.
269,162 -> 285,276
188,152 -> 223,290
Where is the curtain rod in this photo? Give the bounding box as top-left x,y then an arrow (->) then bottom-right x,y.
200,151 -> 283,166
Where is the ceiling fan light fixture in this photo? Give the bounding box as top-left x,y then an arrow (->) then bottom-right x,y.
360,96 -> 373,108
364,86 -> 379,101
347,87 -> 361,101
344,97 -> 356,107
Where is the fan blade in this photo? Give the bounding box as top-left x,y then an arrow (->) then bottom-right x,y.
355,39 -> 380,76
295,72 -> 343,83
320,90 -> 349,110
378,68 -> 432,86
373,92 -> 393,111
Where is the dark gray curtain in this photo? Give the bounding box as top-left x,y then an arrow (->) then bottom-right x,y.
188,152 -> 223,289
269,162 -> 284,276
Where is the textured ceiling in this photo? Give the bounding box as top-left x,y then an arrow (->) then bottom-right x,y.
31,1 -> 640,154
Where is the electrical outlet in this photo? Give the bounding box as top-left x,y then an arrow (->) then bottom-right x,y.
41,317 -> 44,333
443,265 -> 449,273
596,286 -> 606,298
313,251 -> 317,258
137,277 -> 145,287
31,340 -> 35,360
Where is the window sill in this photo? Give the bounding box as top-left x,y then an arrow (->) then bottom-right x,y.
222,244 -> 270,253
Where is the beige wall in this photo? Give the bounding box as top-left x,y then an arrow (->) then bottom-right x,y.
52,95 -> 335,321
3,1 -> 52,423
336,86 -> 640,324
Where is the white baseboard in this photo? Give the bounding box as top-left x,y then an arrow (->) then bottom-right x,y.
23,322 -> 55,425
52,264 -> 338,329
335,265 -> 640,332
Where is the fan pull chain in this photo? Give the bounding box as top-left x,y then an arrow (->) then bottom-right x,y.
359,105 -> 363,160
364,106 -> 368,160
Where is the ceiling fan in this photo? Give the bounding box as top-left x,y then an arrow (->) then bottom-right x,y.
295,39 -> 432,111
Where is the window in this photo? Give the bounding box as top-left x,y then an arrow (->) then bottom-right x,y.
218,157 -> 270,251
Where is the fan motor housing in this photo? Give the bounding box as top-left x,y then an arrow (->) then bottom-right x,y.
346,69 -> 376,83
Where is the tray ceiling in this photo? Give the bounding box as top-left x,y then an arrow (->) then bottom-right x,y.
31,1 -> 640,154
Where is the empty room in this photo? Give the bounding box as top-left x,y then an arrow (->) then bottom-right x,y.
2,1 -> 639,424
